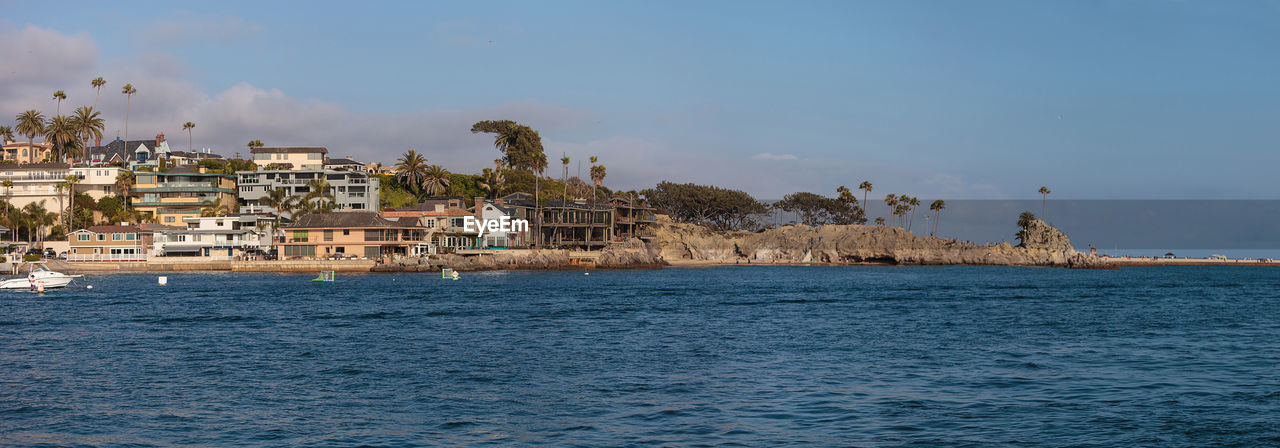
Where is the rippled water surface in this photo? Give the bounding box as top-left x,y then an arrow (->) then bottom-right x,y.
2,266 -> 1278,447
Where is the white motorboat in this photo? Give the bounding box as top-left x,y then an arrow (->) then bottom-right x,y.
0,262 -> 82,289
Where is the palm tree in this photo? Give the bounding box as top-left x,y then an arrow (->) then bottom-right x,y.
590,164 -> 607,190
588,156 -> 599,203
0,126 -> 13,144
421,165 -> 451,196
929,200 -> 946,236
54,183 -> 67,230
1017,211 -> 1038,245
22,202 -> 53,246
52,91 -> 67,115
1,180 -> 13,223
299,178 -> 336,216
90,77 -> 106,109
560,155 -> 570,201
72,106 -> 105,150
858,181 -> 872,210
121,83 -> 136,140
480,159 -> 506,198
43,115 -> 80,163
470,120 -> 546,171
259,187 -> 290,241
182,122 -> 196,151
115,171 -> 136,210
883,194 -> 897,227
64,175 -> 81,231
393,150 -> 428,192
247,139 -> 264,151
1038,186 -> 1051,218
16,110 -> 45,163
906,196 -> 920,231
874,217 -> 885,226
200,197 -> 239,217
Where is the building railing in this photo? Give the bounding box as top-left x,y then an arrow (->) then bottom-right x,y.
66,253 -> 147,262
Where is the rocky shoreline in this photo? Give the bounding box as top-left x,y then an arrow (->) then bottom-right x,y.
372,215 -> 1112,272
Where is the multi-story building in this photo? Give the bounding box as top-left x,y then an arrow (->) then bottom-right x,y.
382,197 -> 486,254
67,224 -> 146,261
495,192 -> 654,249
323,156 -> 364,172
250,146 -> 327,171
0,162 -> 79,214
237,169 -> 379,214
151,215 -> 270,259
70,166 -> 124,200
2,141 -> 54,164
278,211 -> 423,259
131,166 -> 237,225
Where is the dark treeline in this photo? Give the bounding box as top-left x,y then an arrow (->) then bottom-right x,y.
642,182 -> 769,231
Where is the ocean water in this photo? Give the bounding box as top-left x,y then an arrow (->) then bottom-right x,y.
1,266 -> 1277,447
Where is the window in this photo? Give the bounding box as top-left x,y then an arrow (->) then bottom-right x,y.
292,230 -> 309,242
324,230 -> 333,241
113,233 -> 123,241
97,234 -> 105,241
126,234 -> 136,241
343,229 -> 350,236
77,234 -> 90,241
165,217 -> 175,223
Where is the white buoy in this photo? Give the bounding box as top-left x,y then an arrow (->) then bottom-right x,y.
86,285 -> 93,289
158,276 -> 168,286
584,272 -> 590,276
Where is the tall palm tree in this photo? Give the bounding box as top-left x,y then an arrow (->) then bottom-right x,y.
0,125 -> 13,144
929,200 -> 946,236
858,181 -> 872,210
1038,186 -> 1051,218
420,165 -> 452,196
64,175 -> 81,231
52,91 -> 67,115
43,115 -> 80,163
590,164 -> 607,190
394,150 -> 428,192
560,155 -> 570,201
1,180 -> 13,223
200,197 -> 239,217
115,171 -> 136,210
182,122 -> 196,151
883,194 -> 897,227
588,156 -> 599,203
121,83 -> 136,140
470,120 -> 546,172
15,110 -> 45,164
72,106 -> 105,149
54,183 -> 67,230
90,77 -> 106,109
905,196 -> 920,231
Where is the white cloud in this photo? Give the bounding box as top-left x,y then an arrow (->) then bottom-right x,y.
750,152 -> 798,161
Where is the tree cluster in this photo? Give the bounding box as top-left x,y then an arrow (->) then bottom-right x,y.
775,191 -> 866,226
643,181 -> 769,231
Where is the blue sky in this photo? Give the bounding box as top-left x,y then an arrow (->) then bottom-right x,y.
3,0 -> 1279,199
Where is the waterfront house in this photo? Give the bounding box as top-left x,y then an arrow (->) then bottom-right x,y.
131,166 -> 238,225
152,215 -> 270,259
86,134 -> 172,167
0,162 -> 80,216
495,192 -> 654,249
381,197 -> 496,254
237,168 -> 379,214
278,211 -> 424,259
68,225 -> 146,261
610,196 -> 657,242
250,146 -> 327,171
69,166 -> 124,200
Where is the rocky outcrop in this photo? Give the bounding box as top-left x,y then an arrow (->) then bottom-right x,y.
653,216 -> 1111,268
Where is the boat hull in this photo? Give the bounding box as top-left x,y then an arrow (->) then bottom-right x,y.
0,275 -> 75,289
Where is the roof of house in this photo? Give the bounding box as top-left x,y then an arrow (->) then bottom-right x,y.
325,157 -> 362,165
251,146 -> 328,154
288,212 -> 408,228
88,139 -> 158,163
169,151 -> 223,159
82,225 -> 142,233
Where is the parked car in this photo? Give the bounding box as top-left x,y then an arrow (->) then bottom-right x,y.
44,248 -> 57,259
58,251 -> 68,260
